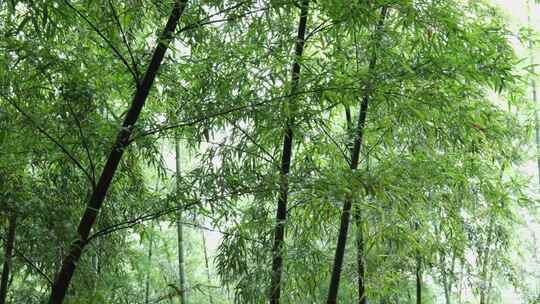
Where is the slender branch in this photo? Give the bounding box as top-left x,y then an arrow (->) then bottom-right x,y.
130,86 -> 358,142
91,208 -> 265,246
107,0 -> 140,78
177,0 -> 255,33
87,203 -> 198,242
317,120 -> 351,165
88,186 -> 256,242
65,101 -> 96,188
204,139 -> 274,164
1,93 -> 94,184
358,126 -> 392,164
0,235 -> 53,286
226,118 -> 276,163
60,0 -> 139,84
305,19 -> 340,41
88,190 -> 266,246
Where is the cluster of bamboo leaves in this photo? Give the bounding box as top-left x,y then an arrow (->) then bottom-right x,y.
0,0 -> 538,303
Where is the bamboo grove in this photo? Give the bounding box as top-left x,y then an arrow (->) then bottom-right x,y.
0,0 -> 539,303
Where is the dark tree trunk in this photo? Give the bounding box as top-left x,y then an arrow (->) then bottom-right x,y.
353,206 -> 366,304
269,1 -> 309,303
416,255 -> 422,304
326,7 -> 387,304
48,2 -> 188,303
346,99 -> 366,304
0,214 -> 17,304
415,221 -> 422,304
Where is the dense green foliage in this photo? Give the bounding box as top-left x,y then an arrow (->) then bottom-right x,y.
0,0 -> 539,303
